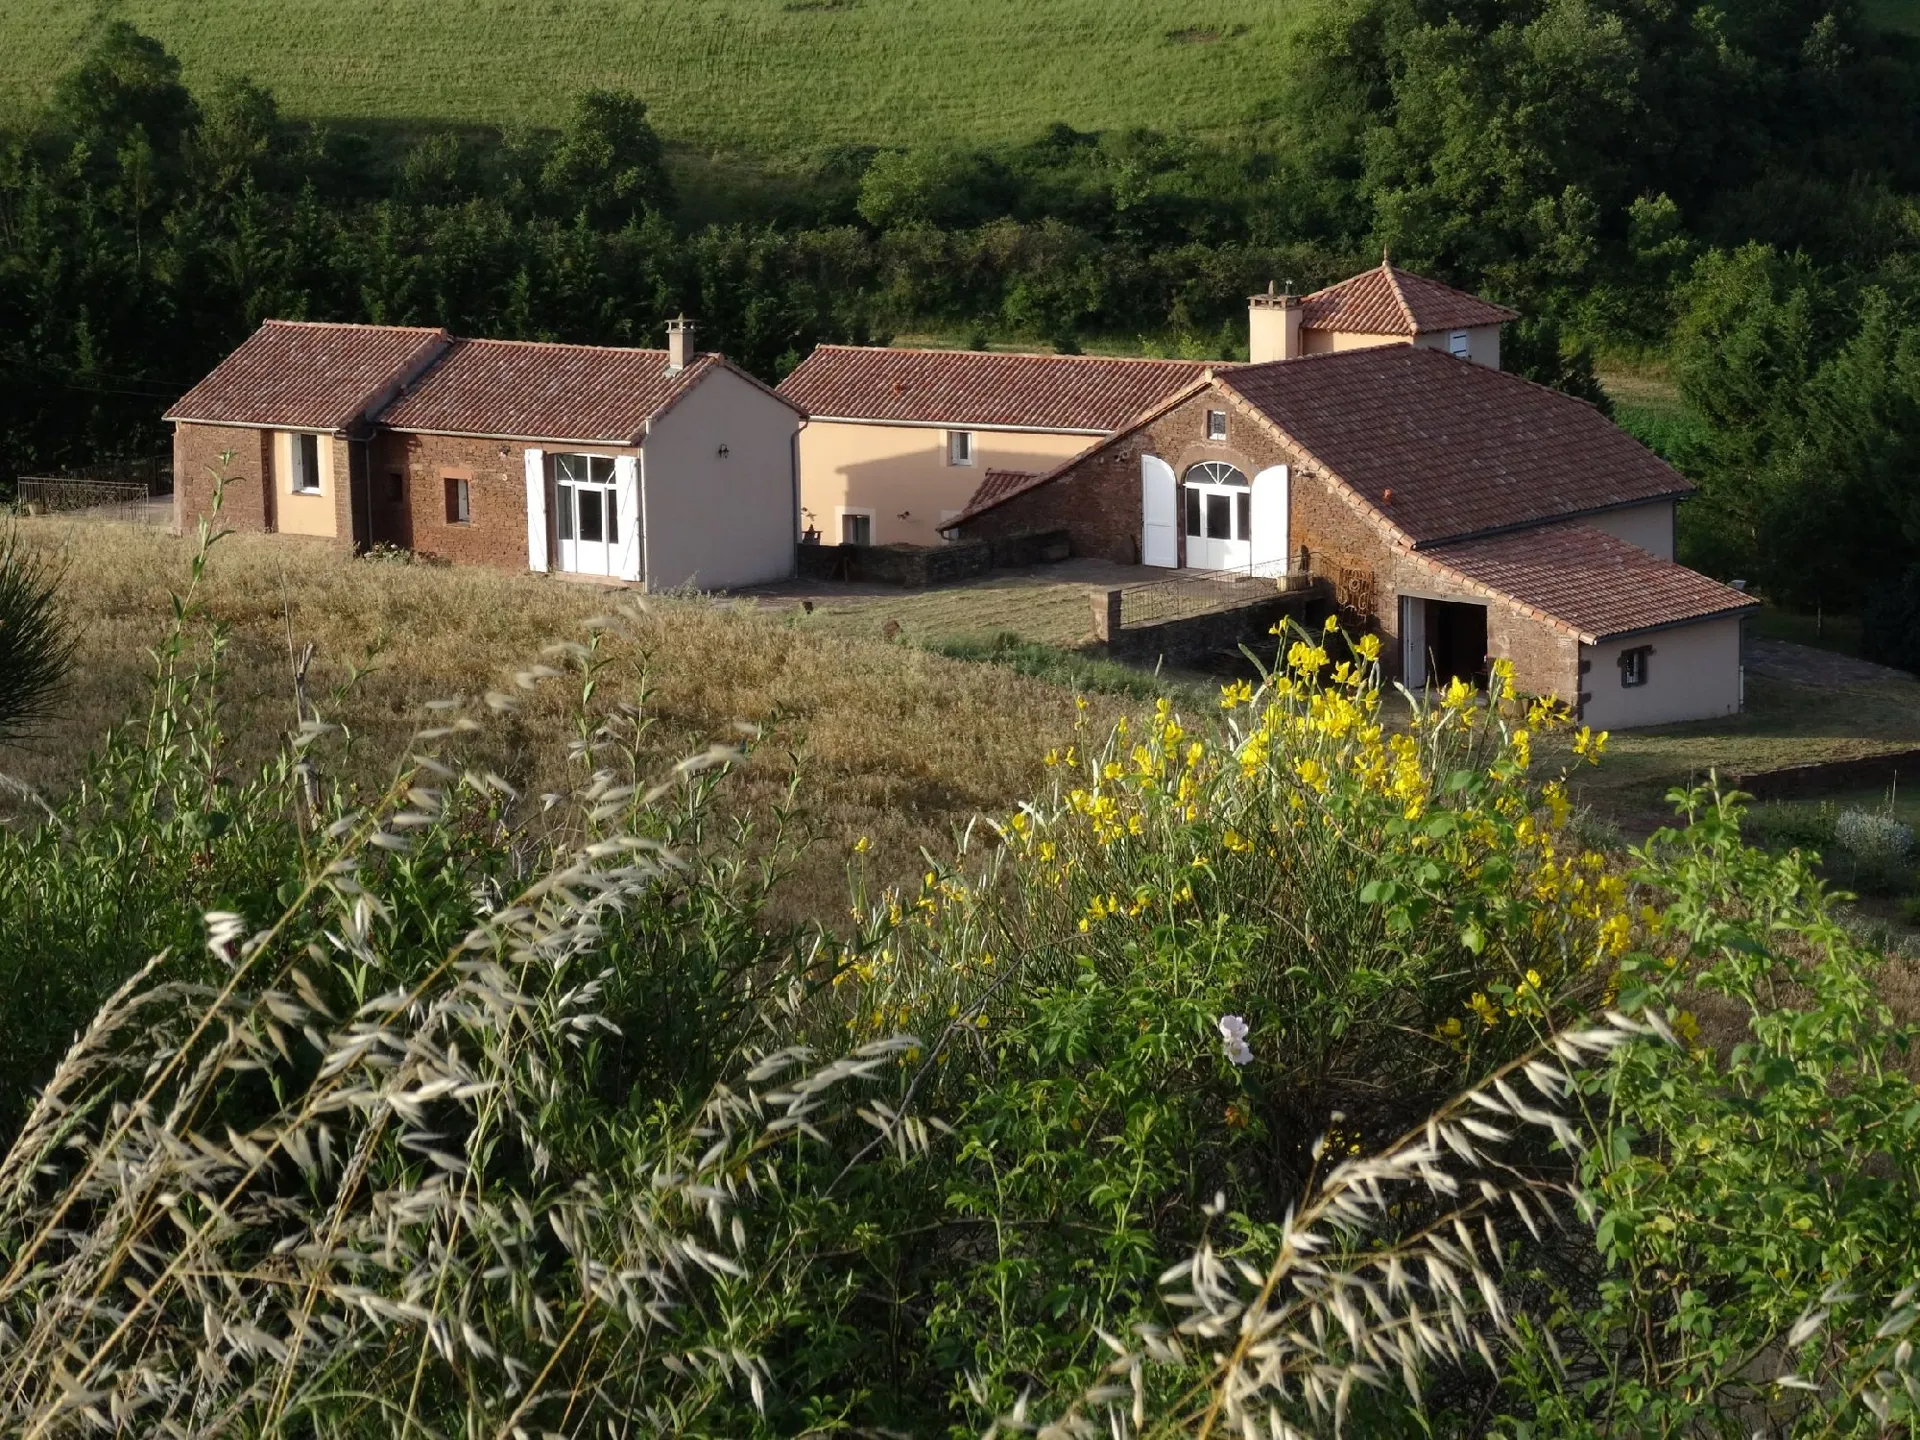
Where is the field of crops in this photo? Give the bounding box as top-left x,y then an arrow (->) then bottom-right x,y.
0,0 -> 1304,153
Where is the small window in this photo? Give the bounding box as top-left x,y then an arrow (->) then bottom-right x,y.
1184,487 -> 1201,537
841,512 -> 872,546
946,431 -> 974,467
444,476 -> 471,525
1236,490 -> 1250,539
386,471 -> 404,504
290,433 -> 321,493
1206,409 -> 1228,441
1620,645 -> 1651,688
1448,330 -> 1470,359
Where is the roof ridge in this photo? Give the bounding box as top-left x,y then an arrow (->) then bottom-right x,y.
263,318 -> 448,334
449,336 -> 681,358
803,342 -> 1212,366
1383,263 -> 1421,334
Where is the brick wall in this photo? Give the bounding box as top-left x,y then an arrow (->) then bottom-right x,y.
173,422 -> 273,535
956,378 -> 1586,704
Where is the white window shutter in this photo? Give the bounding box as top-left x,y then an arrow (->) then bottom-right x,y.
524,448 -> 547,573
1140,455 -> 1177,568
1249,465 -> 1289,574
613,455 -> 642,582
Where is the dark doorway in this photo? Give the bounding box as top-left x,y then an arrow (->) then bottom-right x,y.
1427,600 -> 1488,687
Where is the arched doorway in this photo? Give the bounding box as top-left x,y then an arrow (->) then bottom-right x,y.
1182,461 -> 1250,571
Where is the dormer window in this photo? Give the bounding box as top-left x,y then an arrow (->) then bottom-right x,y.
1448,330 -> 1470,359
1206,409 -> 1228,440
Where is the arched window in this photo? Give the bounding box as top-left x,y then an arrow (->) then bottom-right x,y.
1183,460 -> 1248,488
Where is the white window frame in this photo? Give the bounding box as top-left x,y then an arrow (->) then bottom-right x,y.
938,508 -> 963,542
837,507 -> 875,546
946,431 -> 975,467
1206,409 -> 1228,441
444,475 -> 471,526
1448,330 -> 1470,359
288,432 -> 323,494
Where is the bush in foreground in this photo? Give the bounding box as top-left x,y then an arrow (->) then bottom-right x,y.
0,536 -> 1916,1436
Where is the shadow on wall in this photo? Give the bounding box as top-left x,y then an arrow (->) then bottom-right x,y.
818,446 -> 1090,548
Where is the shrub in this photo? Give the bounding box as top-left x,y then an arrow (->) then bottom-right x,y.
1861,562 -> 1920,674
1836,805 -> 1915,894
1741,798 -> 1838,852
0,527 -> 76,740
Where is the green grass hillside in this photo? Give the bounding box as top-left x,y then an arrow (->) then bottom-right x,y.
1,0 -> 1303,152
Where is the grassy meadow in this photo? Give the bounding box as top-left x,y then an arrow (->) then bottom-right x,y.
0,520 -> 1130,917
0,0 -> 1304,152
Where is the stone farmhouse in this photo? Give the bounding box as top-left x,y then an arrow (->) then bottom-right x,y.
166,318 -> 803,591
783,260 -> 1753,728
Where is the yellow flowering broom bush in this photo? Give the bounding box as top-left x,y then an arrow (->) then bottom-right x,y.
810,629 -> 1647,1424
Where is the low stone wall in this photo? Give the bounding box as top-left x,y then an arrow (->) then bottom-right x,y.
1098,581 -> 1332,667
1731,747 -> 1920,804
795,529 -> 1070,587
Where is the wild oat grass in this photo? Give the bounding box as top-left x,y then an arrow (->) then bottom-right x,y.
2,523 -> 1918,1435
2,520 -> 1124,916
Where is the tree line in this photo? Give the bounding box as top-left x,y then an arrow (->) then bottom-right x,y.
2,3 -> 1918,638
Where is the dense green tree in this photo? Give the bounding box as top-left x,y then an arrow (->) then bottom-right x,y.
540,89 -> 673,225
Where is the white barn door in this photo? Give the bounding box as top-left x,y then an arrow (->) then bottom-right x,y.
1141,455 -> 1177,568
613,455 -> 642,583
1249,465 -> 1289,575
523,448 -> 548,573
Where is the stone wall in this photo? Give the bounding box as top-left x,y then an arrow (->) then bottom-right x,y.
173,422 -> 274,536
795,529 -> 1070,587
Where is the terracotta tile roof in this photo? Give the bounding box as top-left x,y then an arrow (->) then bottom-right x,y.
1298,263 -> 1517,336
776,345 -> 1213,432
1220,347 -> 1689,545
947,468 -> 1043,529
1427,525 -> 1756,642
165,321 -> 449,430
379,339 -> 720,442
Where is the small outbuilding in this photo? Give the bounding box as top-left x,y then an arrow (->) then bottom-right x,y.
166,317 -> 804,590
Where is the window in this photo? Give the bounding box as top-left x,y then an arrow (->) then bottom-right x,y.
1620,645 -> 1651,688
841,512 -> 873,546
555,453 -> 616,488
444,476 -> 471,525
1448,330 -> 1470,359
289,433 -> 321,493
1183,460 -> 1248,488
1206,409 -> 1228,441
386,471 -> 404,504
946,431 -> 974,466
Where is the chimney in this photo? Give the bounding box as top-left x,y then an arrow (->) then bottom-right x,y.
1248,281 -> 1303,364
666,314 -> 696,373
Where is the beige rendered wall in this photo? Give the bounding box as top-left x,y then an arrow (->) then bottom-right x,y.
642,367 -> 801,590
1301,330 -> 1408,357
1576,503 -> 1675,560
1410,324 -> 1501,368
272,429 -> 338,538
798,420 -> 1096,548
1580,616 -> 1744,730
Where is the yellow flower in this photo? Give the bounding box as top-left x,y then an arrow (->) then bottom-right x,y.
1323,612 -> 1341,633
1223,828 -> 1250,853
852,835 -> 871,854
1674,1009 -> 1701,1048
1356,633 -> 1382,662
1468,993 -> 1500,1029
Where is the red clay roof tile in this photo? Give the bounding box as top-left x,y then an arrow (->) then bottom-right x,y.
379,339 -> 714,442
1427,525 -> 1755,641
1298,264 -> 1517,336
776,346 -> 1212,432
1220,347 -> 1688,545
948,468 -> 1043,528
164,321 -> 449,430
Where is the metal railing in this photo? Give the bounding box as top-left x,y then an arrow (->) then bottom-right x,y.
1116,559 -> 1297,630
16,475 -> 173,526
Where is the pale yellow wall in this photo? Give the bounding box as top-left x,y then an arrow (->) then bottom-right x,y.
1576,502 -> 1675,560
1301,325 -> 1500,366
1410,324 -> 1501,368
641,368 -> 802,590
1301,330 -> 1407,356
798,420 -> 1098,547
273,429 -> 338,538
1580,615 -> 1744,730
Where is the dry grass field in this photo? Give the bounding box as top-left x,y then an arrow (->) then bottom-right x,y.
0,521 -> 1132,917
0,0 -> 1303,153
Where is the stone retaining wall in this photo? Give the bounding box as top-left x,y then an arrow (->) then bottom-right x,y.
795,529 -> 1070,587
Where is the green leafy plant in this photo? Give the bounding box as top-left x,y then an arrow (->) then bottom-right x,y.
0,527 -> 76,741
